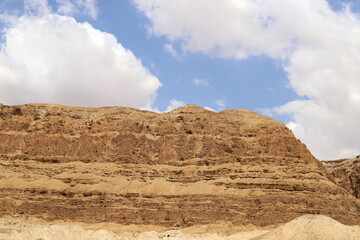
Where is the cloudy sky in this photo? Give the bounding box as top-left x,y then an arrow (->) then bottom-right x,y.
1,0 -> 360,160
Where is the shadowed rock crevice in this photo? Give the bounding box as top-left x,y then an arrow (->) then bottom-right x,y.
323,156 -> 360,198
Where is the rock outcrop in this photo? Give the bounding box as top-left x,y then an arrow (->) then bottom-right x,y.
323,156 -> 360,198
1,103 -> 360,229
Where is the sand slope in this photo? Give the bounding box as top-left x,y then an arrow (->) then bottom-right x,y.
1,215 -> 360,240
253,215 -> 360,240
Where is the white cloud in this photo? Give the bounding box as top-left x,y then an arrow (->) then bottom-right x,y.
56,0 -> 98,19
165,99 -> 217,113
0,2 -> 161,109
204,106 -> 215,112
274,100 -> 360,159
163,43 -> 180,59
215,99 -> 226,108
193,78 -> 209,87
24,0 -> 51,16
132,0 -> 310,59
166,99 -> 186,112
133,0 -> 360,159
258,108 -> 274,117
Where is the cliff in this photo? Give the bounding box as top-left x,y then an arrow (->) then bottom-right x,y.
1,103 -> 360,229
323,157 -> 360,198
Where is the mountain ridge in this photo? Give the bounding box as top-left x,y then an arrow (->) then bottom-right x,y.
1,103 -> 360,229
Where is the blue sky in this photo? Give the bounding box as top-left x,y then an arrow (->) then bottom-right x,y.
90,1 -> 297,114
1,0 -> 360,160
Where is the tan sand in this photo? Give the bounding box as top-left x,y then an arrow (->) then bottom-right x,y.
1,215 -> 360,240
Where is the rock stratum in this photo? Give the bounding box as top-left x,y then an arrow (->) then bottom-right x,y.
323,157 -> 360,199
1,103 -> 360,230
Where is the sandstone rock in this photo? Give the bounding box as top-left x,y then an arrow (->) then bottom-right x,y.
323,158 -> 360,198
1,103 -> 360,229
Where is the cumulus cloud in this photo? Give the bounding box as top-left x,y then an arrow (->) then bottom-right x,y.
193,78 -> 209,87
133,0 -> 360,159
166,99 -> 186,112
0,1 -> 161,109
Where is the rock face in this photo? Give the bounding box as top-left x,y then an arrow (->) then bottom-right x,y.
1,103 -> 360,228
323,157 -> 360,198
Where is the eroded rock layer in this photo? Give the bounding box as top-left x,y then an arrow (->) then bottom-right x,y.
1,103 -> 360,228
323,157 -> 360,198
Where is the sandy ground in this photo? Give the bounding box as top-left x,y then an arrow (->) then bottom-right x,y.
1,215 -> 360,240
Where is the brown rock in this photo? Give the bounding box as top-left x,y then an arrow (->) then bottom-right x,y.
323,158 -> 360,198
0,103 -> 360,229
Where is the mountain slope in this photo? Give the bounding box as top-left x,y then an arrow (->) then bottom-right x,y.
1,103 -> 360,228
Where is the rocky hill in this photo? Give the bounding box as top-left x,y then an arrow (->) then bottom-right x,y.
323,157 -> 360,198
1,103 -> 360,229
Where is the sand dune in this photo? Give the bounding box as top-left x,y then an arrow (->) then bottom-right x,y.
1,215 -> 360,240
0,218 -> 119,240
252,215 -> 360,240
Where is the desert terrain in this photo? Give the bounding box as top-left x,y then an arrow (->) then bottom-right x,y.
1,103 -> 360,239
1,215 -> 360,240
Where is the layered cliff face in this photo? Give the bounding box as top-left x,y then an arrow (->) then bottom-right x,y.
1,103 -> 360,228
323,157 -> 360,198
